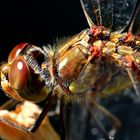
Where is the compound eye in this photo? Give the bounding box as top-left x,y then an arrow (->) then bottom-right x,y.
8,43 -> 29,63
1,64 -> 24,101
9,56 -> 29,90
1,65 -> 9,80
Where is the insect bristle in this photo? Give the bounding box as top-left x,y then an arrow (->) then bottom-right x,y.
54,85 -> 84,104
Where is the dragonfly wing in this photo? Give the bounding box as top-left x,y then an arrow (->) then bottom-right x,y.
80,0 -> 138,33
80,0 -> 113,31
112,0 -> 138,32
128,1 -> 140,34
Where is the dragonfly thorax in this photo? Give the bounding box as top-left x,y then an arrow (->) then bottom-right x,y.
50,27 -> 140,97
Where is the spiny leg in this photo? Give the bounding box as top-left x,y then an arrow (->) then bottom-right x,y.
92,100 -> 121,129
85,96 -> 121,139
89,109 -> 113,140
126,68 -> 140,101
92,100 -> 121,139
29,93 -> 54,132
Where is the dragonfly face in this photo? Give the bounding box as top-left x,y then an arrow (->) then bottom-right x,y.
1,43 -> 50,102
0,0 -> 140,136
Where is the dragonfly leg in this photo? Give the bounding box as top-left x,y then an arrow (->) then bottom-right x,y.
92,100 -> 121,129
90,110 -> 113,140
47,99 -> 60,117
85,96 -> 121,139
28,93 -> 53,133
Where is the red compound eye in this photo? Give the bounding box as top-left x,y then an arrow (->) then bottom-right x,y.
8,43 -> 29,63
2,43 -> 49,102
9,56 -> 29,90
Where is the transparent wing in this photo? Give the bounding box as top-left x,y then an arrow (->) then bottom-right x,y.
80,0 -> 138,32
133,14 -> 140,34
80,0 -> 113,30
128,1 -> 140,34
112,0 -> 138,32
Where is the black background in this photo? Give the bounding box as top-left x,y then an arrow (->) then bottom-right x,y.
0,0 -> 87,61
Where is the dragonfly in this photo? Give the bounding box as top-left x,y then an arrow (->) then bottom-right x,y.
0,0 -> 140,139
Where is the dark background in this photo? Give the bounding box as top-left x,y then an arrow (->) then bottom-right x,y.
0,0 -> 87,61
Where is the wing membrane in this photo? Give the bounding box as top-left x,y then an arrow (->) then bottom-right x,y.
80,0 -> 113,30
80,0 -> 138,33
128,1 -> 140,34
99,0 -> 113,30
112,0 -> 137,32
133,12 -> 140,34
80,0 -> 101,27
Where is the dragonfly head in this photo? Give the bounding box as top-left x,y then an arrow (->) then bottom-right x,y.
1,43 -> 50,102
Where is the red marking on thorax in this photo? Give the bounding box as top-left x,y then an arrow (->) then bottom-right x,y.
88,45 -> 100,59
122,55 -> 133,67
90,26 -> 105,36
124,32 -> 134,42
